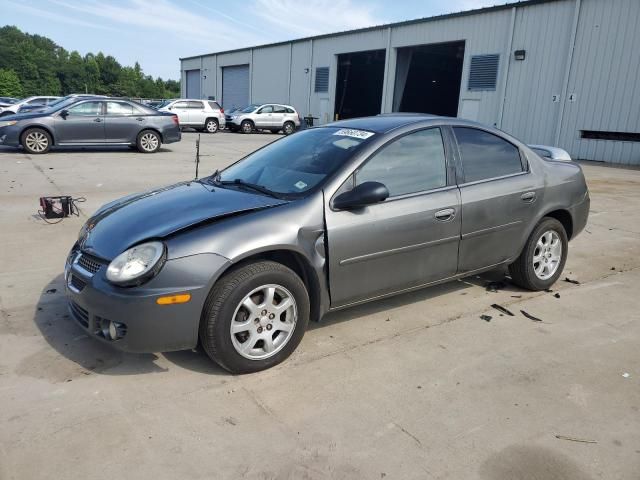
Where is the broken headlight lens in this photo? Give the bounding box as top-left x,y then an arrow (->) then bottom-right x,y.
106,241 -> 166,287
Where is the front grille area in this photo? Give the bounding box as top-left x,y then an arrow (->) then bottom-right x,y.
69,274 -> 86,292
69,301 -> 89,328
77,253 -> 103,274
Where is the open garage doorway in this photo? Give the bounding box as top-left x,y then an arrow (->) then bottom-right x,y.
393,41 -> 465,116
335,49 -> 385,120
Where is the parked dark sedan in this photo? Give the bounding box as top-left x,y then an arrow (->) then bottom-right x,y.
65,115 -> 589,373
0,97 -> 181,153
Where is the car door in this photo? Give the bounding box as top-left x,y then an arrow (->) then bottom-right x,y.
188,100 -> 205,127
325,127 -> 461,307
54,101 -> 105,143
254,105 -> 273,128
271,105 -> 286,129
452,126 -> 543,273
104,101 -> 141,143
170,101 -> 190,125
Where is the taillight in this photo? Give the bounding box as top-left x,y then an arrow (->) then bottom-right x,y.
220,107 -> 224,114
172,115 -> 179,125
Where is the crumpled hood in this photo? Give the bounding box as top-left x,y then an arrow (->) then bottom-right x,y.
79,181 -> 288,259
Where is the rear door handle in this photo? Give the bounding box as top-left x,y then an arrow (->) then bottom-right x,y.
521,191 -> 536,202
435,208 -> 456,221
93,117 -> 102,123
136,117 -> 144,121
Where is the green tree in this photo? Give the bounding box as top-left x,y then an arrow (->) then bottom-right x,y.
0,68 -> 23,96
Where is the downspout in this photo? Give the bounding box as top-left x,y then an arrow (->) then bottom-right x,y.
380,27 -> 392,114
200,56 -> 203,99
287,42 -> 293,104
307,39 -> 314,115
497,7 -> 516,128
555,0 -> 581,145
249,48 -> 254,103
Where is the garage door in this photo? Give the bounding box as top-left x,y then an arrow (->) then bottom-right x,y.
222,65 -> 250,111
186,69 -> 200,98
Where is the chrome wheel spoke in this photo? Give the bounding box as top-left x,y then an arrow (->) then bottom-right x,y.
231,318 -> 252,334
532,229 -> 563,280
242,297 -> 260,317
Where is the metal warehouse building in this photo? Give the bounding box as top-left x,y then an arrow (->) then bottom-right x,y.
180,0 -> 640,165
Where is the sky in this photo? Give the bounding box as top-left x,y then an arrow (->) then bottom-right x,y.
3,0 -> 497,80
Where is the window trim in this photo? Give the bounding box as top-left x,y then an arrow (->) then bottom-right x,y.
105,101 -> 136,116
66,100 -> 105,116
451,125 -> 529,185
330,126 -> 453,209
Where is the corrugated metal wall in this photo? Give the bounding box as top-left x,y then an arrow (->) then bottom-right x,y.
181,0 -> 640,164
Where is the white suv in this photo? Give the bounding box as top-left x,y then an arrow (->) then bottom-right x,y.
226,103 -> 301,135
158,99 -> 225,133
0,96 -> 61,116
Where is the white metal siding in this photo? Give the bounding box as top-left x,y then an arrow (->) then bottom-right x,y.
558,0 -> 640,164
181,0 -> 640,164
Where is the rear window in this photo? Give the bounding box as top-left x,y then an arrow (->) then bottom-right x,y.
188,101 -> 203,109
453,127 -> 523,183
208,101 -> 222,110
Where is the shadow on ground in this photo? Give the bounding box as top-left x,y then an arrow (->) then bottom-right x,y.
31,268 -> 519,379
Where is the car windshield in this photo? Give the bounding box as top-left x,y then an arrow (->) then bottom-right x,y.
240,104 -> 259,113
217,127 -> 374,197
156,100 -> 173,109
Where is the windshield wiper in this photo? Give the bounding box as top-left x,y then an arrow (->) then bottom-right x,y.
218,178 -> 282,198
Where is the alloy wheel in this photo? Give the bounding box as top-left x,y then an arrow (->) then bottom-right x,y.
230,284 -> 297,360
140,132 -> 159,152
25,131 -> 49,153
206,120 -> 218,133
532,230 -> 562,280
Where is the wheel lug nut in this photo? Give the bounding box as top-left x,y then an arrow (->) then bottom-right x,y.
257,327 -> 263,333
266,324 -> 272,331
268,313 -> 275,320
254,318 -> 260,324
261,309 -> 267,316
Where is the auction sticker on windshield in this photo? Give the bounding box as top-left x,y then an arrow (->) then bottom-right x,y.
333,128 -> 375,139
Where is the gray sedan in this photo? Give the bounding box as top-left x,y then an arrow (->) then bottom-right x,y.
65,115 -> 589,373
0,98 -> 181,154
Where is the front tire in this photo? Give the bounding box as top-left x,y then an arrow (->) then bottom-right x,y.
21,128 -> 51,154
205,118 -> 219,133
199,261 -> 309,374
509,217 -> 568,291
241,120 -> 254,134
136,130 -> 161,153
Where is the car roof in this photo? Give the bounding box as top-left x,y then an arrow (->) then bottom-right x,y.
323,113 -> 498,134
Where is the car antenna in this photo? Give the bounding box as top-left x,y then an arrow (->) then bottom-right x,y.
194,134 -> 200,180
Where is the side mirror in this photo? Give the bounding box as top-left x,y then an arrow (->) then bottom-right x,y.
333,181 -> 389,210
60,109 -> 69,118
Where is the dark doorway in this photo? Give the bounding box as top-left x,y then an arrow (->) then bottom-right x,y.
335,49 -> 386,120
393,41 -> 465,116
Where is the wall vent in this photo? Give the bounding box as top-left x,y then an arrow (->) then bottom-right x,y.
314,67 -> 329,93
581,130 -> 640,142
468,54 -> 500,91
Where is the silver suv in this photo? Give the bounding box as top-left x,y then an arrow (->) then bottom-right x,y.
158,99 -> 225,133
226,103 -> 300,135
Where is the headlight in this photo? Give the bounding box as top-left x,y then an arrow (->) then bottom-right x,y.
0,120 -> 17,128
106,241 -> 166,286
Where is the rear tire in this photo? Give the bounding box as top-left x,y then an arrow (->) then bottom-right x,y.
199,261 -> 309,374
241,120 -> 254,134
21,128 -> 51,154
283,121 -> 295,135
205,118 -> 219,133
136,130 -> 161,153
509,217 -> 568,291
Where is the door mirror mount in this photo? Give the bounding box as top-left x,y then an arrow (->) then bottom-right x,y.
60,109 -> 69,118
333,181 -> 390,210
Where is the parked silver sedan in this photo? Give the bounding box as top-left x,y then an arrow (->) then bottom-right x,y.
226,103 -> 301,134
65,115 -> 589,373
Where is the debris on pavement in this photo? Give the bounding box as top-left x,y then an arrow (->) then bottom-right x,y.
485,281 -> 506,292
554,293 -> 561,298
564,277 -> 581,285
555,434 -> 597,444
510,295 -> 522,298
622,372 -> 630,378
491,304 -> 514,316
611,267 -> 616,271
520,310 -> 543,322
45,288 -> 57,294
480,314 -> 492,322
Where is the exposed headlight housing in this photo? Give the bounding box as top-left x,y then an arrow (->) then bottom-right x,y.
106,241 -> 166,287
0,120 -> 18,128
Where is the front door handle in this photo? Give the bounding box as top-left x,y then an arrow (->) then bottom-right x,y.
435,208 -> 456,221
93,117 -> 102,123
521,191 -> 536,203
136,117 -> 144,121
